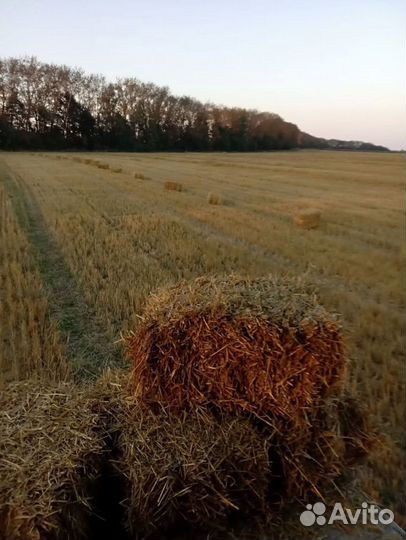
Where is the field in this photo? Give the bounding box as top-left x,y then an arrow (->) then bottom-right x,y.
0,150 -> 404,522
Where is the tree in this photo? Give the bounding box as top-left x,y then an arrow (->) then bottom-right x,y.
0,56 -> 306,152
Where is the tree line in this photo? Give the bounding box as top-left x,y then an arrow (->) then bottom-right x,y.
0,57 -> 302,151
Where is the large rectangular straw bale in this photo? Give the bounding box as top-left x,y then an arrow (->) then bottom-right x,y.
127,275 -> 346,425
122,274 -> 375,534
0,380 -> 104,540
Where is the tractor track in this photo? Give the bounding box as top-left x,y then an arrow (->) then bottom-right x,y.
0,161 -> 122,378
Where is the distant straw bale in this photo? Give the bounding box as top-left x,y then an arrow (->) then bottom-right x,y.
207,192 -> 223,205
164,181 -> 183,191
293,209 -> 321,229
83,158 -> 100,166
127,275 -> 346,423
0,380 -> 104,540
97,163 -> 109,170
133,172 -> 146,180
110,167 -> 123,173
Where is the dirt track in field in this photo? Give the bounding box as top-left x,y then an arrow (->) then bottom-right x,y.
0,162 -> 122,377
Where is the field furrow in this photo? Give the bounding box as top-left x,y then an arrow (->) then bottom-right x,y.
0,162 -> 122,377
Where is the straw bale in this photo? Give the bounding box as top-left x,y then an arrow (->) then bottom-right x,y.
164,181 -> 183,191
98,370 -> 374,538
207,192 -> 223,205
0,380 -> 105,540
94,372 -> 270,538
294,209 -> 321,229
128,275 -> 346,424
0,370 -> 375,540
269,394 -> 375,503
125,276 -> 378,528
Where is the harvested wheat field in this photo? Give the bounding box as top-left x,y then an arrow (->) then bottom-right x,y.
0,150 -> 404,538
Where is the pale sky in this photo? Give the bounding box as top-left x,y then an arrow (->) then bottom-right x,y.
1,0 -> 404,149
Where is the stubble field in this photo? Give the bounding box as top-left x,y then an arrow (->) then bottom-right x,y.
0,150 -> 404,521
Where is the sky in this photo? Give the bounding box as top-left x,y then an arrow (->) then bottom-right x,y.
1,0 -> 404,150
